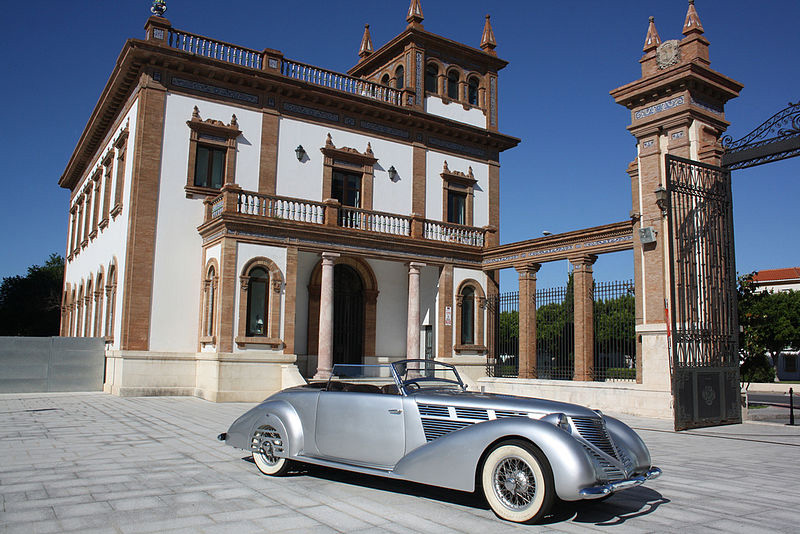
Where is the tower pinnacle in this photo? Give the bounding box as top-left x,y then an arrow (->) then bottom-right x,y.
643,16 -> 661,52
407,0 -> 424,27
480,15 -> 497,55
683,0 -> 705,35
358,24 -> 373,58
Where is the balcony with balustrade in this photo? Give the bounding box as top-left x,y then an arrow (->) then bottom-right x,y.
202,186 -> 492,253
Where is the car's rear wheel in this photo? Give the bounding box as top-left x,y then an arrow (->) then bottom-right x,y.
480,440 -> 554,523
251,425 -> 292,476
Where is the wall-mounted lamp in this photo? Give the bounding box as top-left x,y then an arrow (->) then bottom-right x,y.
387,165 -> 398,181
654,186 -> 668,216
295,145 -> 306,161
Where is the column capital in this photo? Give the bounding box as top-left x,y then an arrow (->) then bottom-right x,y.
568,253 -> 598,269
408,262 -> 426,272
321,252 -> 340,264
515,263 -> 541,277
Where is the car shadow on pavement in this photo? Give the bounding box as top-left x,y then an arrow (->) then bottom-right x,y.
244,456 -> 668,524
544,487 -> 669,526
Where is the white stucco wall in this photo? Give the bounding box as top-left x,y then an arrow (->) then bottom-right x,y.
275,118 -> 413,215
425,150 -> 489,227
424,95 -> 486,128
233,243 -> 287,352
149,93 -> 263,352
64,99 -> 139,349
369,259 -> 408,357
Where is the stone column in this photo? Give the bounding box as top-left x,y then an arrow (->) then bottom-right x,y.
571,254 -> 597,381
406,262 -> 425,359
314,252 -> 339,379
516,263 -> 540,379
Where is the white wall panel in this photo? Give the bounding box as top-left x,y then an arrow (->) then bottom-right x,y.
369,259 -> 408,357
425,95 -> 486,128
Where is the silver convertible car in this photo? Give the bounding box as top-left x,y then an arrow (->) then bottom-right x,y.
219,360 -> 661,523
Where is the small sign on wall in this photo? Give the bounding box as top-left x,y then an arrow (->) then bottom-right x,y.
445,306 -> 452,326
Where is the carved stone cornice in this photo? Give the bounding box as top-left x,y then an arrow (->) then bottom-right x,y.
320,133 -> 378,166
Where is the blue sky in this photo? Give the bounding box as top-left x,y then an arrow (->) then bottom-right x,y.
1,1 -> 798,291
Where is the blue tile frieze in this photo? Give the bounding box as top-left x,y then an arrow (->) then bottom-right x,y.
634,95 -> 684,120
171,77 -> 258,104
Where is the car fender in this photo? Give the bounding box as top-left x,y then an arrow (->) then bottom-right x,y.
604,415 -> 652,473
225,400 -> 304,458
392,417 -> 597,499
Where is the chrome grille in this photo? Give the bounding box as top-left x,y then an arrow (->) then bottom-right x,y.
571,417 -> 618,458
418,404 -> 450,417
581,444 -> 625,482
454,407 -> 489,420
494,410 -> 527,419
421,418 -> 472,441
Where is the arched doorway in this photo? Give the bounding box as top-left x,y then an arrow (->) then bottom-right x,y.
333,264 -> 364,365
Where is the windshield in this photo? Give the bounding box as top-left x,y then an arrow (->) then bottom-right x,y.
391,360 -> 464,393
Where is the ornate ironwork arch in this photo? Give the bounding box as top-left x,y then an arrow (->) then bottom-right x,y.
721,101 -> 800,170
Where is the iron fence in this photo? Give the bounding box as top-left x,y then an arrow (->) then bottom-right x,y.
488,291 -> 519,377
535,285 -> 574,380
593,280 -> 636,381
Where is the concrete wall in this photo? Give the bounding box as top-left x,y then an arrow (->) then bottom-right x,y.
0,337 -> 105,393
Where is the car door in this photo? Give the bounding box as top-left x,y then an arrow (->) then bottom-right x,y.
315,389 -> 405,467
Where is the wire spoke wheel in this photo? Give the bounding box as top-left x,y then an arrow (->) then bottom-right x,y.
481,440 -> 553,523
251,424 -> 292,476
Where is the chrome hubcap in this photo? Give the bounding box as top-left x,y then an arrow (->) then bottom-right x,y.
493,456 -> 536,510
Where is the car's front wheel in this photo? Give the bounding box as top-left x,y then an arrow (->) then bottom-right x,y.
480,440 -> 554,523
251,425 -> 292,476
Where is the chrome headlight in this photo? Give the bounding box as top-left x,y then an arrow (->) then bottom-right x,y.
542,412 -> 571,433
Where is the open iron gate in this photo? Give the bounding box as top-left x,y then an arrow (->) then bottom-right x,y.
665,155 -> 741,430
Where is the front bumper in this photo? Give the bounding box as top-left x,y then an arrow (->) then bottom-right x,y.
579,467 -> 662,499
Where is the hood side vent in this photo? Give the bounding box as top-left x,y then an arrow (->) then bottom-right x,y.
418,404 -> 450,417
571,417 -> 618,459
455,407 -> 489,420
494,410 -> 527,419
421,418 -> 472,441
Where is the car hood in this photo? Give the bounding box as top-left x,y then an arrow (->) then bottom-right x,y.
410,390 -> 600,419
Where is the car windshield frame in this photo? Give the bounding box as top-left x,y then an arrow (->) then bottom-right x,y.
390,359 -> 465,394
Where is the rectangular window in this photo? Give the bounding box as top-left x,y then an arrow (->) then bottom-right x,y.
194,145 -> 225,189
447,191 -> 466,225
332,170 -> 361,207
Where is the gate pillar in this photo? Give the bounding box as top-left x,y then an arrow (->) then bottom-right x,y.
570,254 -> 597,381
610,4 -> 742,425
516,263 -> 540,379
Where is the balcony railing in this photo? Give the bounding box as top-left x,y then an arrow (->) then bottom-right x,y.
159,25 -> 404,108
167,29 -> 262,69
281,60 -> 402,106
205,188 -> 487,248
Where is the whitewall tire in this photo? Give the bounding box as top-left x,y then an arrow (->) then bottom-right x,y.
480,440 -> 554,523
251,425 -> 292,476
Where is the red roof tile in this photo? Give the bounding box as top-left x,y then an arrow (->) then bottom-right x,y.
753,267 -> 800,282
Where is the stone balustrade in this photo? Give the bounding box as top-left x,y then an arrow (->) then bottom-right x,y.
205,188 -> 486,247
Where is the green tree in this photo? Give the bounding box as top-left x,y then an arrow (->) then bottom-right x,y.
738,272 -> 800,383
0,254 -> 64,336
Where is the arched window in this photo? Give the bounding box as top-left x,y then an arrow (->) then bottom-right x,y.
75,285 -> 84,337
395,65 -> 404,89
84,278 -> 93,337
94,272 -> 104,337
425,63 -> 438,93
468,77 -> 479,106
381,73 -> 390,86
105,265 -> 117,340
447,70 -> 459,100
460,286 -> 475,345
455,280 -> 486,352
202,264 -> 217,340
246,267 -> 269,336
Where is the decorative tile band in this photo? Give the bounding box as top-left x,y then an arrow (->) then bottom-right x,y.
690,96 -> 723,115
484,234 -> 633,264
429,137 -> 486,158
283,102 -> 339,123
360,120 -> 409,139
172,77 -> 258,104
634,95 -> 685,120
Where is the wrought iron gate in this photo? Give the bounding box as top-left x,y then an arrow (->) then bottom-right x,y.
665,155 -> 741,430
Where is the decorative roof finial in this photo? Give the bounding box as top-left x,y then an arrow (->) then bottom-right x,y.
151,0 -> 167,17
359,24 -> 374,58
407,0 -> 424,26
643,16 -> 661,52
683,0 -> 705,36
480,14 -> 497,55
192,106 -> 200,120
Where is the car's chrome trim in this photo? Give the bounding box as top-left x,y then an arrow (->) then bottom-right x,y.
579,467 -> 662,499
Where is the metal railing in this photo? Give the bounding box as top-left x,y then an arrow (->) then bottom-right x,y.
282,60 -> 402,106
536,285 -> 575,380
593,280 -> 636,382
167,29 -> 263,69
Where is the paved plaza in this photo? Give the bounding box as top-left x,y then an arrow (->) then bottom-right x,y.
1,393 -> 799,533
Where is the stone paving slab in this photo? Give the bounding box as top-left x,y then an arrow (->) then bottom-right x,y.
1,392 -> 799,533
